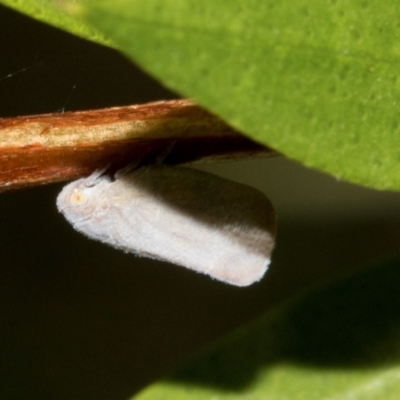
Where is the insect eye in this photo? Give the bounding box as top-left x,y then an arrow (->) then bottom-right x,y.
70,191 -> 88,206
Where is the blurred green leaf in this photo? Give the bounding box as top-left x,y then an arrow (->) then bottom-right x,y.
54,0 -> 400,190
0,0 -> 111,46
134,259 -> 400,399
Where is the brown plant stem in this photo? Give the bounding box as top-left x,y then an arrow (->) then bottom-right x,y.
0,99 -> 276,192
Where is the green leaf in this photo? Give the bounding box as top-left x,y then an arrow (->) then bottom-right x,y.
55,0 -> 400,190
0,0 -> 111,46
133,259 -> 400,399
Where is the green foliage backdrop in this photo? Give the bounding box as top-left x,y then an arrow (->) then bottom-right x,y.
2,1 -> 400,398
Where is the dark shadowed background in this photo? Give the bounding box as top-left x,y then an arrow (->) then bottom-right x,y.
1,5 -> 400,400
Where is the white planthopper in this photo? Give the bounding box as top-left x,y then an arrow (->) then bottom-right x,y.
57,165 -> 276,286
